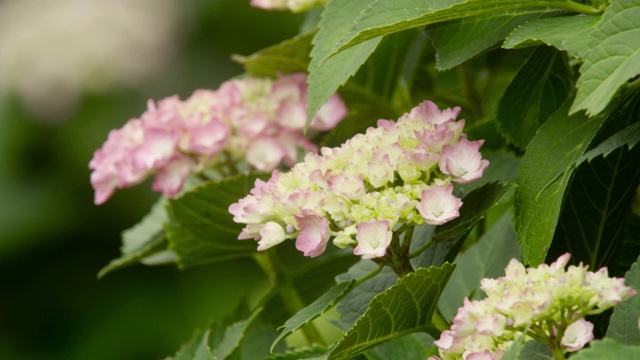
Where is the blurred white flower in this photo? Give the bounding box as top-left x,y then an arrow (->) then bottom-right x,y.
0,0 -> 181,121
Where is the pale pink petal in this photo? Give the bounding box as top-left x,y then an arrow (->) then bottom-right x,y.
152,157 -> 195,197
134,127 -> 179,170
439,138 -> 489,184
399,100 -> 461,125
465,350 -> 495,360
245,136 -> 286,172
417,184 -> 463,225
354,220 -> 392,259
257,222 -> 287,250
184,118 -> 230,156
90,170 -> 118,205
310,94 -> 348,131
561,318 -> 594,352
295,214 -> 331,257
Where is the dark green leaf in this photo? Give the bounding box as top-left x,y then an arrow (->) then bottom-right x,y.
515,99 -> 607,266
503,15 -> 600,58
502,336 -> 553,360
328,264 -> 455,360
213,308 -> 262,360
234,31 -> 315,78
438,210 -> 520,319
334,261 -> 397,331
166,174 -> 268,269
363,333 -> 433,360
578,121 -> 640,165
98,197 -> 169,278
547,94 -> 640,272
307,0 -> 381,125
429,13 -> 539,70
607,254 -> 640,345
571,0 -> 640,116
169,329 -> 213,360
569,339 -> 640,360
495,46 -> 573,150
271,280 -> 356,351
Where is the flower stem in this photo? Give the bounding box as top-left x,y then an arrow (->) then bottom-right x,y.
432,307 -> 451,332
253,251 -> 326,346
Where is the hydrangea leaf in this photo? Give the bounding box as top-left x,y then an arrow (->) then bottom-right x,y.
234,31 -> 315,78
98,197 -> 169,278
503,14 -> 600,58
607,254 -> 640,345
515,99 -> 607,266
166,174 -> 269,269
438,210 -> 520,320
429,13 -> 539,70
271,280 -> 356,352
169,329 -> 212,360
327,0 -> 581,59
307,0 -> 381,126
502,336 -> 553,360
265,345 -> 328,360
328,264 -> 455,360
569,339 -> 640,360
546,94 -> 640,271
334,261 -> 398,331
363,333 -> 433,360
571,0 -> 640,116
495,46 -> 573,150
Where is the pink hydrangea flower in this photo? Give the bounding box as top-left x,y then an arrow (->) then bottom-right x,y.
230,100 -> 488,259
439,137 -> 490,184
250,0 -> 326,12
90,73 -> 347,204
432,253 -> 637,359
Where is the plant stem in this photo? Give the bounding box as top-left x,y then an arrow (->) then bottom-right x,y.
432,307 -> 451,332
252,251 -> 326,346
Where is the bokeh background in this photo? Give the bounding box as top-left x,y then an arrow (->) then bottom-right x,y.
0,1 -> 305,358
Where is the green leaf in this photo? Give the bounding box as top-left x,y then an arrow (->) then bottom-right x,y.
571,0 -> 640,116
504,14 -> 600,58
607,254 -> 640,345
271,280 -> 356,352
334,261 -> 398,331
546,94 -> 640,271
363,333 -> 432,360
166,174 -> 268,269
170,329 -> 213,360
265,345 -> 328,360
569,339 -> 640,360
328,264 -> 456,360
98,197 -> 169,278
233,31 -> 315,78
213,308 -> 262,360
307,0 -> 381,125
438,210 -> 520,319
578,121 -> 640,165
429,13 -> 539,70
495,46 -> 573,149
329,0 -> 581,59
515,98 -> 607,266
502,336 -> 553,360
432,182 -> 513,243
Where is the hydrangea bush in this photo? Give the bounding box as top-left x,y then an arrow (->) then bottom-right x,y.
93,1 -> 640,360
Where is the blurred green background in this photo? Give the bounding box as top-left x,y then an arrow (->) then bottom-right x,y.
0,1 -> 304,358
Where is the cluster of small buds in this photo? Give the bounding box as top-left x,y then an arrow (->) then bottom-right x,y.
89,73 -> 347,205
250,0 -> 326,12
430,253 -> 638,360
229,100 -> 489,259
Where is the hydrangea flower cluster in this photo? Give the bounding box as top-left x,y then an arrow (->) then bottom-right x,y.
250,0 -> 326,13
431,253 -> 638,360
89,73 -> 347,205
229,101 -> 489,259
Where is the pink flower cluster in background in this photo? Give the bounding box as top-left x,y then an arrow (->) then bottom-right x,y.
250,0 -> 326,13
430,253 -> 638,360
229,100 -> 489,259
89,73 -> 347,205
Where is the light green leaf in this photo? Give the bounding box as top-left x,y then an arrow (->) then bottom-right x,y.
271,280 -> 356,352
607,254 -> 640,344
170,329 -> 213,360
329,0 -> 584,59
504,15 -> 600,58
213,308 -> 262,360
328,264 -> 456,360
233,31 -> 315,78
98,197 -> 168,278
307,0 -> 381,125
515,98 -> 607,266
429,13 -> 539,70
166,174 -> 268,269
438,210 -> 520,320
495,46 -> 573,150
571,0 -> 640,116
569,339 -> 640,360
